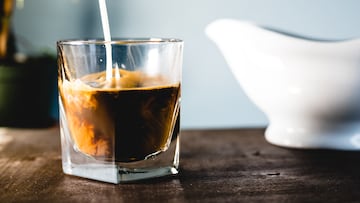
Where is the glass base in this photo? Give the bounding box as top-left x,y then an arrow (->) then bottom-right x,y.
60,120 -> 180,184
63,163 -> 179,184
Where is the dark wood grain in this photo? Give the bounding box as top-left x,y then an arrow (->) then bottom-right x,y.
1,126 -> 360,202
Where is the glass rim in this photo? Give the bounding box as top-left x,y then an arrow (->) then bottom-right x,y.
57,38 -> 183,45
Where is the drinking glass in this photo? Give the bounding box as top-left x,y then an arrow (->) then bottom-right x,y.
57,38 -> 183,183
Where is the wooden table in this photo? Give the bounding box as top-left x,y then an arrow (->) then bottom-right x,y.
1,126 -> 360,202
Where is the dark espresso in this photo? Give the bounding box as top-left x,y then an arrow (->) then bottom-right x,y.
59,69 -> 180,162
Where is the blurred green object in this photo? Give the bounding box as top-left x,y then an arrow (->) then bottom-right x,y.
0,56 -> 57,127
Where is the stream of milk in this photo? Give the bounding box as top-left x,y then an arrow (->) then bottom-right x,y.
98,0 -> 114,81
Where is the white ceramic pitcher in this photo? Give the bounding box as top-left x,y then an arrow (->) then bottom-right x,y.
206,19 -> 360,150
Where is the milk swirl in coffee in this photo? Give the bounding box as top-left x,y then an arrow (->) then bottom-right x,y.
59,68 -> 180,162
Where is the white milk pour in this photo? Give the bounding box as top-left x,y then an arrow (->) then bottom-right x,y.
98,0 -> 115,81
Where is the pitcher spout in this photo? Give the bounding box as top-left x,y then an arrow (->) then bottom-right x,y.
205,19 -> 267,69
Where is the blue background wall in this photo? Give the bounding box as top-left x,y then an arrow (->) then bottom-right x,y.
12,0 -> 360,129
